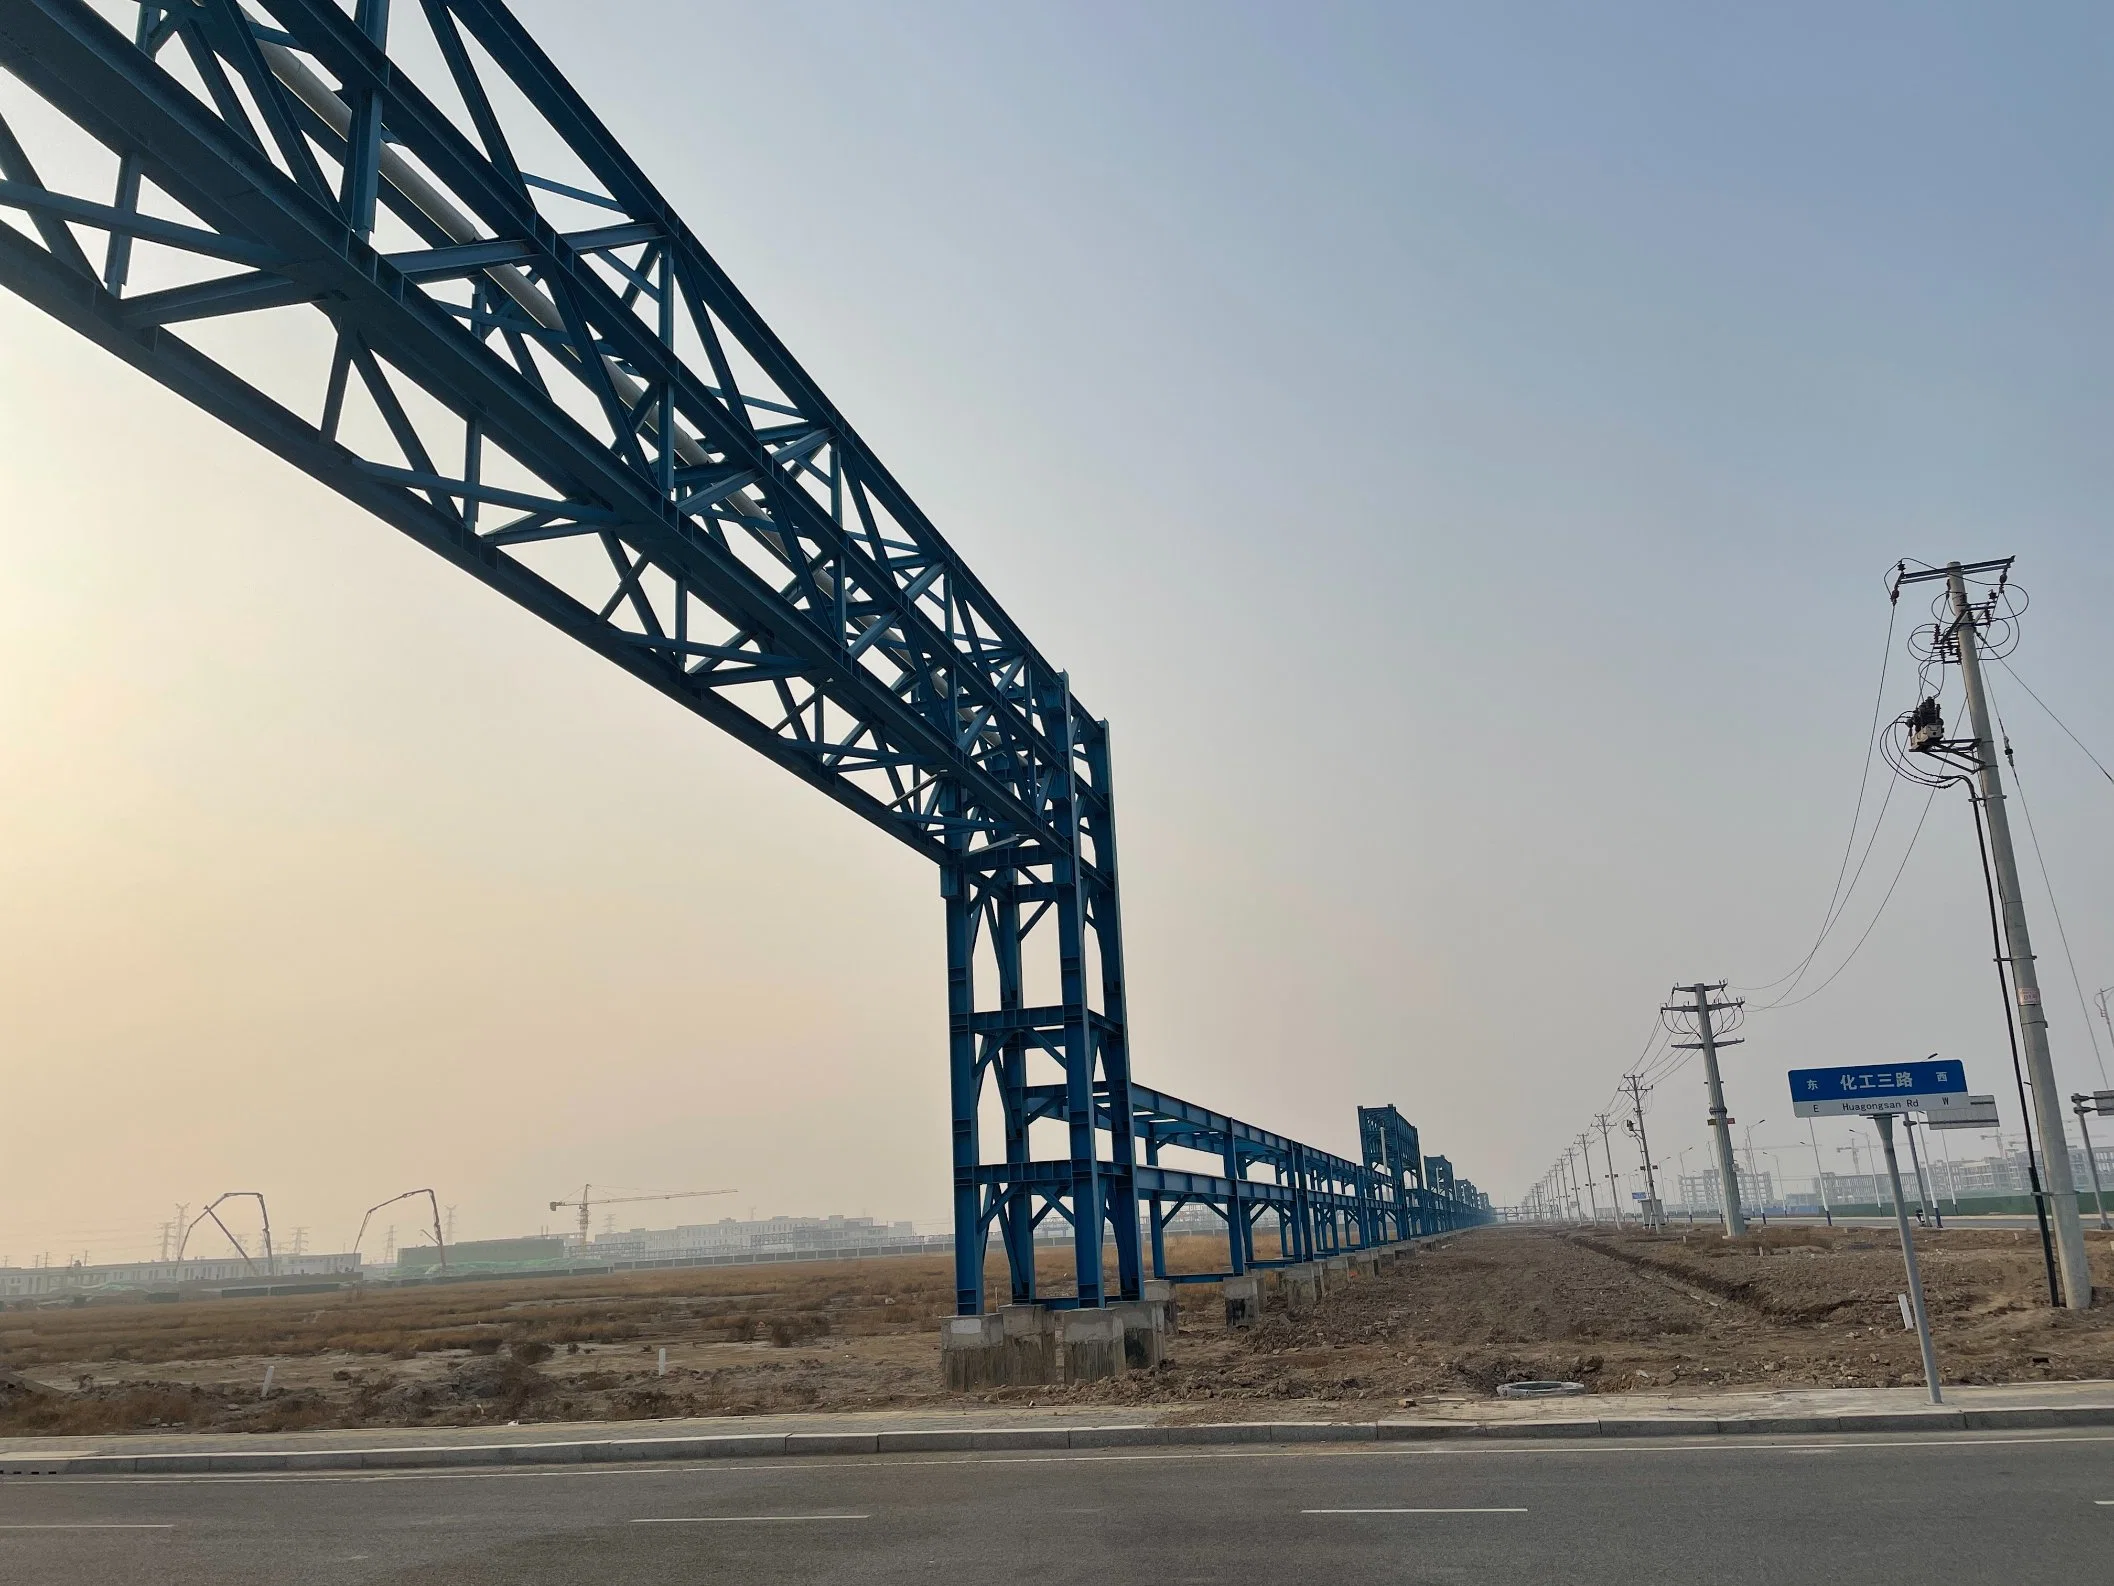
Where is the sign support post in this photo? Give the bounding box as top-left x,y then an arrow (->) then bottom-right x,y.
1790,1058 -> 1974,1405
2072,1094 -> 2112,1233
1873,1113 -> 1942,1406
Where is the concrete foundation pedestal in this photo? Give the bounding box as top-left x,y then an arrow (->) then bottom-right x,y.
1141,1278 -> 1179,1335
940,1300 -> 1150,1387
1282,1264 -> 1321,1315
940,1314 -> 1005,1391
1108,1300 -> 1166,1370
998,1303 -> 1061,1386
1060,1308 -> 1126,1382
1222,1274 -> 1263,1328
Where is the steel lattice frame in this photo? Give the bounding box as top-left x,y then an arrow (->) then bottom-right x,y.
0,0 -> 1487,1315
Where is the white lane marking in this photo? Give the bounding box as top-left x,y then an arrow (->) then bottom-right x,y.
0,1523 -> 175,1530
632,1515 -> 867,1524
1305,1507 -> 1527,1515
2095,1500 -> 2114,1505
21,1429 -> 2110,1487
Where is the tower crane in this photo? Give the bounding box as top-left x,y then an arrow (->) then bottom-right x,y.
549,1186 -> 738,1250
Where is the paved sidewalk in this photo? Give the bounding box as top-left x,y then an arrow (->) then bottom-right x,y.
5,1379 -> 2112,1475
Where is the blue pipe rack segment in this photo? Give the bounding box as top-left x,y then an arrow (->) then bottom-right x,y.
0,0 -> 1491,1317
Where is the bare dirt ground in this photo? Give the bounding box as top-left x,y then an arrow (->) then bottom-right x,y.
6,1224 -> 2114,1436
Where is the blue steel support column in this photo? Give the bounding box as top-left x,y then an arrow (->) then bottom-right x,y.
1287,1146 -> 1308,1262
1082,715 -> 1142,1302
1053,686 -> 1105,1306
1146,1134 -> 1167,1279
1222,1135 -> 1247,1277
944,851 -> 985,1315
992,870 -> 1036,1303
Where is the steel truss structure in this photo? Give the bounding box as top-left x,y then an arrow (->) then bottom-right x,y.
0,0 -> 1488,1316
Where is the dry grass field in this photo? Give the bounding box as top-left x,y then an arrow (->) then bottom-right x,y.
6,1225 -> 2114,1435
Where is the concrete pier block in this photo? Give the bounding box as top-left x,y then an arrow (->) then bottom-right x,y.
1351,1253 -> 1379,1278
1282,1265 -> 1321,1316
999,1304 -> 1061,1386
1322,1255 -> 1350,1292
940,1314 -> 1004,1391
1142,1278 -> 1179,1335
1060,1308 -> 1127,1383
1109,1300 -> 1165,1370
1222,1274 -> 1263,1329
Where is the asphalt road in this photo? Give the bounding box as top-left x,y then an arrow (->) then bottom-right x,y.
2,1430 -> 2109,1584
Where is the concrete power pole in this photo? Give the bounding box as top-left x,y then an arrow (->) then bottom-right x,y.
1942,563 -> 2092,1309
1615,1091 -> 1665,1234
1573,1142 -> 1602,1223
1621,1075 -> 1661,1229
1594,1114 -> 1623,1224
1667,982 -> 1746,1236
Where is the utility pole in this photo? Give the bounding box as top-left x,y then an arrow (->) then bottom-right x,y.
1593,1113 -> 1624,1224
1572,1141 -> 1598,1226
1932,559 -> 2091,1308
1622,1075 -> 1661,1230
1574,1140 -> 1602,1223
1667,982 -> 1746,1236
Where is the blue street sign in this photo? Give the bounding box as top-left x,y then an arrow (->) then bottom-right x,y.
1788,1060 -> 1967,1118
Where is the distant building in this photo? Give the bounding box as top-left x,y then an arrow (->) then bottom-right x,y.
0,1252 -> 359,1299
586,1214 -> 921,1263
397,1237 -> 569,1274
1677,1168 -> 1775,1214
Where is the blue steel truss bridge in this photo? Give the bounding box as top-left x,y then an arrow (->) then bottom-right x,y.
0,0 -> 1489,1315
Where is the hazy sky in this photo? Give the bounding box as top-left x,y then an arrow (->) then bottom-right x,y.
2,2 -> 2109,1262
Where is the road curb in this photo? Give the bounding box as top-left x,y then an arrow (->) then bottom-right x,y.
7,1402 -> 2110,1477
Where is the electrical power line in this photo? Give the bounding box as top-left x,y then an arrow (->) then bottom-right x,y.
1996,658 -> 2114,792
1754,784 -> 1940,1012
1991,688 -> 2111,1090
1738,585 -> 1901,995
